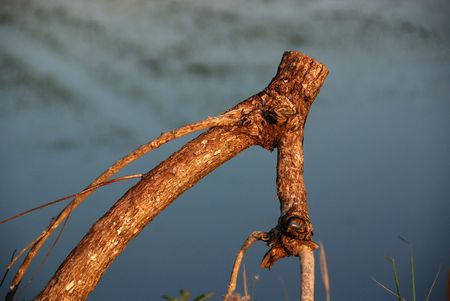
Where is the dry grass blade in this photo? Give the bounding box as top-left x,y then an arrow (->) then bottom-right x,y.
318,241 -> 330,301
0,249 -> 17,289
18,213 -> 72,299
425,265 -> 441,301
243,265 -> 248,299
0,174 -> 143,225
7,230 -> 47,270
372,278 -> 406,301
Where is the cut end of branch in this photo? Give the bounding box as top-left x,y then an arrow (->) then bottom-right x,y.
223,293 -> 250,301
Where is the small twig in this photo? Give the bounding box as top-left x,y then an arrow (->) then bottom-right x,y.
318,241 -> 330,301
226,231 -> 268,297
0,249 -> 17,289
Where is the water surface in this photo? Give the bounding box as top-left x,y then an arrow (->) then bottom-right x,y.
1,0 -> 449,300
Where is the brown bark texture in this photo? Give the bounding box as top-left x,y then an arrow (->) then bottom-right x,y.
32,51 -> 328,300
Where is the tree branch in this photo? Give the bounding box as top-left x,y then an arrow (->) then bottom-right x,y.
7,51 -> 328,301
6,112 -> 243,300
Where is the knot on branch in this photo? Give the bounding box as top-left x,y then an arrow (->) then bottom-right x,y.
260,215 -> 317,269
226,51 -> 328,153
280,214 -> 314,240
238,96 -> 304,151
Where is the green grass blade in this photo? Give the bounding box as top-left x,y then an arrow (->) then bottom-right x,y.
399,236 -> 416,301
410,248 -> 416,301
385,256 -> 402,301
180,289 -> 190,301
408,244 -> 416,301
193,292 -> 214,301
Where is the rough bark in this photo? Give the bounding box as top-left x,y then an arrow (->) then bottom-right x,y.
7,111 -> 243,300
32,51 -> 328,301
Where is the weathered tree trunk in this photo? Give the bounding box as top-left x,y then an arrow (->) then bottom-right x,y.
33,51 -> 328,300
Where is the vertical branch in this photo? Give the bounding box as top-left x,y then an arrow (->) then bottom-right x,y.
277,131 -> 316,301
260,52 -> 328,301
299,246 -> 315,301
276,131 -> 313,241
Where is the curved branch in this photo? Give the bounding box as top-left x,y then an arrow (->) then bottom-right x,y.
35,126 -> 257,300
6,112 -> 243,299
225,231 -> 268,297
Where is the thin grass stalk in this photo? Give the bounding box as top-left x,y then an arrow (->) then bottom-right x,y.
409,247 -> 416,301
385,256 -> 402,301
318,241 -> 330,301
372,278 -> 406,301
425,265 -> 441,301
0,250 -> 17,289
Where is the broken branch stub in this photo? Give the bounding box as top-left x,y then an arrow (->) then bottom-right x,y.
34,51 -> 328,301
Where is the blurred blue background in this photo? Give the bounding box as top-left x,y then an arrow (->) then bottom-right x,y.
1,0 -> 449,300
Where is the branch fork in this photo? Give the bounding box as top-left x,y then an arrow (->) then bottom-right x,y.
4,51 -> 328,301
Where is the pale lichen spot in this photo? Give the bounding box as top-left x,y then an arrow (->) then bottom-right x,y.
201,139 -> 208,144
89,252 -> 98,261
203,154 -> 211,159
213,149 -> 221,156
65,280 -> 75,292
